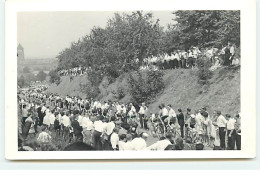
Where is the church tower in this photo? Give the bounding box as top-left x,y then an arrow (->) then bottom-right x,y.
17,44 -> 24,61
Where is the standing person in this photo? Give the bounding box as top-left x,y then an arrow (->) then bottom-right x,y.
37,105 -> 44,126
177,109 -> 185,138
43,111 -> 51,129
32,107 -> 39,133
234,113 -> 241,150
226,114 -> 236,150
230,43 -> 235,65
61,111 -> 71,138
188,50 -> 193,69
224,42 -> 231,66
178,50 -> 183,68
21,104 -> 28,127
49,110 -> 55,131
21,113 -> 33,140
184,108 -> 192,138
81,113 -> 93,146
182,50 -> 188,69
138,103 -> 146,129
110,128 -> 120,150
216,111 -> 227,149
173,51 -> 179,69
102,117 -> 115,150
92,116 -> 104,150
54,112 -> 61,135
71,110 -> 83,142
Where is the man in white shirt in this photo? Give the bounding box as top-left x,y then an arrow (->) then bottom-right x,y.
161,104 -> 169,123
93,117 -> 104,150
216,111 -> 227,149
167,105 -> 176,124
138,103 -> 147,129
229,43 -> 235,64
49,110 -> 55,131
234,114 -> 241,150
81,114 -> 93,145
102,119 -> 115,150
226,114 -> 236,150
43,112 -> 51,128
110,128 -> 120,150
61,111 -> 71,137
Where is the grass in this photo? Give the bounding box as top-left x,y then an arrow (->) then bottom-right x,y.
46,65 -> 240,115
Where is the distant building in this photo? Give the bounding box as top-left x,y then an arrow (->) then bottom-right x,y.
17,44 -> 24,61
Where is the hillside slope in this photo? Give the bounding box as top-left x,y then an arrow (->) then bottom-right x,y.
46,66 -> 240,115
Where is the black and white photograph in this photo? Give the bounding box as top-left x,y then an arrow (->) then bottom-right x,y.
5,0 -> 256,159
16,10 -> 241,152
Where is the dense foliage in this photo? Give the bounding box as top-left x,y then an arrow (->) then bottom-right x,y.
196,55 -> 213,85
48,70 -> 61,85
54,10 -> 240,98
56,10 -> 240,73
128,70 -> 165,104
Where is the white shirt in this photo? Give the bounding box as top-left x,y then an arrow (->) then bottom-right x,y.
118,141 -> 127,151
77,115 -> 83,126
43,114 -> 50,126
131,138 -> 147,151
81,117 -> 93,130
49,114 -> 55,125
217,115 -> 227,128
147,139 -> 172,150
139,106 -> 145,115
61,115 -> 71,127
162,107 -> 168,116
124,141 -> 134,150
116,105 -> 122,113
230,46 -> 235,55
110,133 -> 119,149
105,122 -> 115,135
168,108 -> 176,118
94,120 -> 104,132
227,118 -> 236,130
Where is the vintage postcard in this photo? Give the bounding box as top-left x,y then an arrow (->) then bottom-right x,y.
5,0 -> 256,159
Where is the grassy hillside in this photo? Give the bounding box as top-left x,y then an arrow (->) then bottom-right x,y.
46,66 -> 240,115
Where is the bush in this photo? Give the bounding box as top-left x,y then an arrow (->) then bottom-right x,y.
196,56 -> 213,84
49,70 -> 61,85
128,70 -> 165,104
117,84 -> 126,100
80,81 -> 100,99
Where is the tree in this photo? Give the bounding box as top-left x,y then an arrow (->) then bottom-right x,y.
23,66 -> 31,73
49,70 -> 60,85
169,10 -> 240,49
18,75 -> 25,87
36,70 -> 47,82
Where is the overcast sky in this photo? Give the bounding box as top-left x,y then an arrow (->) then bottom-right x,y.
17,11 -> 176,59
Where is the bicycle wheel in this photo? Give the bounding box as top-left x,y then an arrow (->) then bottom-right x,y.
155,125 -> 164,138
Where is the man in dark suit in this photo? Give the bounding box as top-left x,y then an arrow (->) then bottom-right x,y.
177,109 -> 185,138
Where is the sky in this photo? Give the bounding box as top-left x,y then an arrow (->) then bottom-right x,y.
17,11 -> 176,59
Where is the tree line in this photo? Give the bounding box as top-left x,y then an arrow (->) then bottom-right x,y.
55,10 -> 240,78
